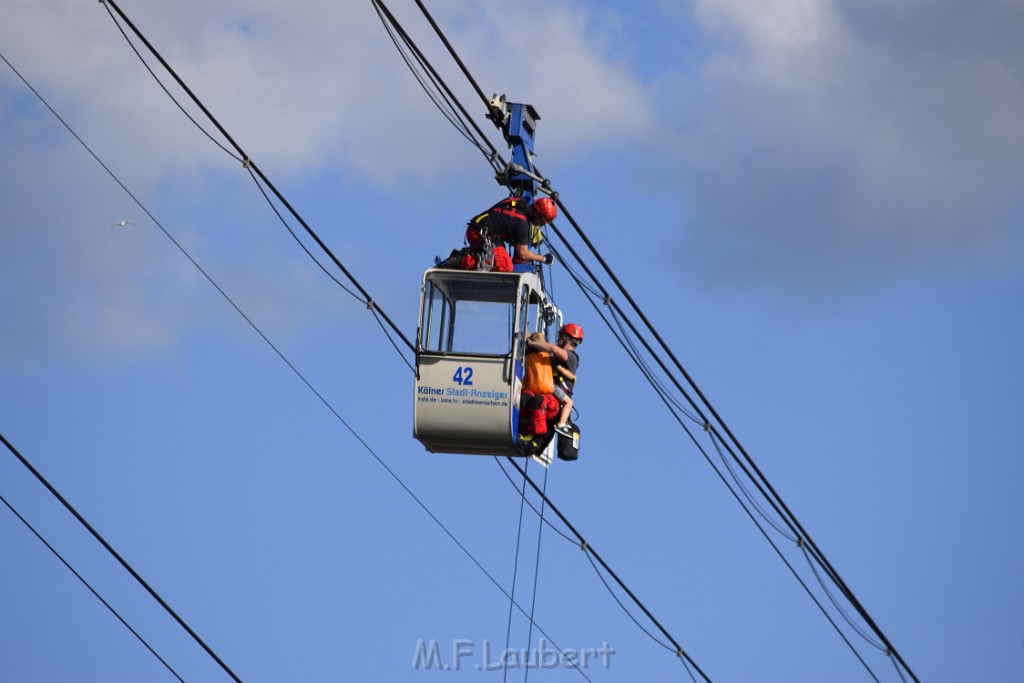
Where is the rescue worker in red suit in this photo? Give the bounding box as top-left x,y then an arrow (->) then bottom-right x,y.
464,195 -> 557,272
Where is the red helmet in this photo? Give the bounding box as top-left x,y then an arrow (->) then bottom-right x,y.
532,197 -> 557,224
559,323 -> 583,344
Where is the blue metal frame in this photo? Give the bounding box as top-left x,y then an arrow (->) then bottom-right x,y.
505,102 -> 540,202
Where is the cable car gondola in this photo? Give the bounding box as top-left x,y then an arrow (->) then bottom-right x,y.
413,267 -> 561,459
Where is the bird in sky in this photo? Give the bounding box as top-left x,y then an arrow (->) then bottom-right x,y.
111,220 -> 135,228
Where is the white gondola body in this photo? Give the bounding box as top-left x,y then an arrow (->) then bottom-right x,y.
414,268 -> 559,459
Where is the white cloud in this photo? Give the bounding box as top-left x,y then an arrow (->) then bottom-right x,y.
660,0 -> 1024,306
463,2 -> 657,157
695,0 -> 844,74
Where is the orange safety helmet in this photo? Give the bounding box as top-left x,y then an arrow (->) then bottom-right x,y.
532,197 -> 557,224
559,323 -> 583,344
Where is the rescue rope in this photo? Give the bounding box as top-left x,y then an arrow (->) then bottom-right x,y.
502,460 -> 530,683
493,459 -> 576,544
523,464 -> 550,683
503,457 -> 714,682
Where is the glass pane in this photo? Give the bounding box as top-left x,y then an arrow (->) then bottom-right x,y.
449,300 -> 513,354
420,273 -> 519,356
421,283 -> 451,352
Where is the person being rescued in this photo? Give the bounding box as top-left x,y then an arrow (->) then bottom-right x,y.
525,324 -> 583,437
462,195 -> 557,272
520,331 -> 560,440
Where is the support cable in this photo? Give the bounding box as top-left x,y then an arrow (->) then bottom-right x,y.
374,1 -> 913,675
579,549 -> 674,655
243,167 -> 361,302
544,197 -> 918,680
1,53 -> 587,680
401,8 -> 918,674
550,231 -> 887,679
493,458 -> 576,545
546,217 -> 803,535
371,1 -> 496,168
88,0 -> 910,678
706,430 -> 799,543
800,544 -> 887,652
399,0 -> 893,609
410,0 -> 491,107
547,223 -> 806,546
334,0 -> 909,674
548,239 -> 885,681
504,457 -> 713,683
100,3 -> 241,164
78,23 -> 591,679
370,0 -> 505,174
99,0 -> 414,353
1,432 -> 245,683
243,166 -> 414,371
12,15 -> 712,681
0,492 -> 188,683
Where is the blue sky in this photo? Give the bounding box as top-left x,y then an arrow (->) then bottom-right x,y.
2,1 -> 1023,681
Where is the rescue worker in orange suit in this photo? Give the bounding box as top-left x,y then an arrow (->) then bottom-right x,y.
464,195 -> 557,272
526,323 -> 582,435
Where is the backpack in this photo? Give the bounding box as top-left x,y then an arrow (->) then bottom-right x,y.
556,422 -> 580,461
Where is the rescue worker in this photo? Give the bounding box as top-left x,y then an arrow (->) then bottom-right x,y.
526,323 -> 582,435
464,195 -> 557,272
